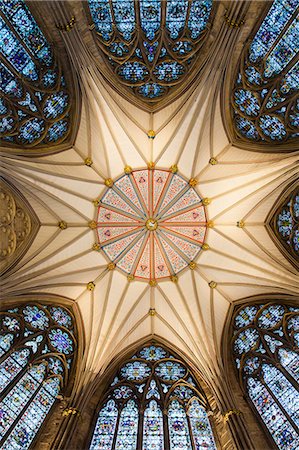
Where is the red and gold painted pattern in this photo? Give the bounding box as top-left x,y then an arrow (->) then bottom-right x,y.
96,168 -> 207,282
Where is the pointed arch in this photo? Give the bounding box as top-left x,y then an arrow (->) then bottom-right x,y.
0,0 -> 78,154
88,341 -> 218,449
230,296 -> 299,449
266,179 -> 299,271
0,295 -> 82,449
225,0 -> 299,152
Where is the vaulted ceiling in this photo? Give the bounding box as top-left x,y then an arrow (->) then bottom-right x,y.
1,0 -> 298,411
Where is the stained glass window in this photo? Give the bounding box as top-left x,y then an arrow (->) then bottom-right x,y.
0,0 -> 72,149
87,0 -> 213,105
232,302 -> 299,449
89,343 -> 217,449
0,302 -> 77,449
231,0 -> 299,147
267,183 -> 299,270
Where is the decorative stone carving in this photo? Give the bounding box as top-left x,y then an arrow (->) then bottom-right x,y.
0,178 -> 39,276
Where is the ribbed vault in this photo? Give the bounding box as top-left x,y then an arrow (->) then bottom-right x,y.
0,1 -> 298,449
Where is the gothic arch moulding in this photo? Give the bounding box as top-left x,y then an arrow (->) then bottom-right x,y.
0,0 -> 80,156
222,0 -> 299,152
0,294 -> 84,450
225,294 -> 299,450
0,177 -> 40,277
265,179 -> 299,271
84,0 -> 218,111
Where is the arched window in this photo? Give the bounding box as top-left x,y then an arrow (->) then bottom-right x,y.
266,182 -> 299,270
0,302 -> 77,449
230,0 -> 299,149
89,343 -> 217,450
0,0 -> 73,150
232,302 -> 299,449
86,0 -> 213,107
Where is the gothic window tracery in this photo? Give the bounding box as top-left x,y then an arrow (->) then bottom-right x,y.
230,0 -> 299,149
266,182 -> 299,270
232,302 -> 299,449
0,0 -> 73,150
86,0 -> 213,108
0,302 -> 77,449
89,343 -> 217,449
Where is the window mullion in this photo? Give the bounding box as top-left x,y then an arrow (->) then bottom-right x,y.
163,407 -> 171,450
0,371 -> 45,447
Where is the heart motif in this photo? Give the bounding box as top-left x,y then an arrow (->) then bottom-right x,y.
104,230 -> 111,237
105,213 -> 111,220
141,265 -> 148,271
192,212 -> 199,219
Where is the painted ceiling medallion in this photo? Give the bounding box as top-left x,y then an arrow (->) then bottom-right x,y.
95,168 -> 207,281
87,0 -> 213,109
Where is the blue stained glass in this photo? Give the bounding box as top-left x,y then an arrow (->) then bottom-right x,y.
263,364 -> 299,428
1,315 -> 20,331
113,385 -> 133,399
280,62 -> 299,94
234,89 -> 260,116
2,377 -> 60,450
89,0 -> 113,41
0,0 -> 52,65
140,0 -> 161,40
48,328 -> 73,354
43,91 -> 68,119
259,115 -> 287,140
245,66 -> 262,85
153,61 -> 184,82
166,1 -> 188,39
0,98 -> 8,114
48,357 -> 64,375
293,195 -> 299,217
46,119 -> 68,142
109,42 -> 129,57
233,328 -> 259,355
115,400 -> 138,449
144,41 -> 158,62
278,207 -> 293,237
266,89 -> 286,109
264,16 -> 299,78
118,62 -> 149,82
137,83 -> 166,98
49,306 -> 73,329
264,335 -> 283,353
23,305 -> 49,330
146,379 -> 160,399
0,333 -> 14,357
142,400 -> 164,450
139,345 -> 167,360
243,357 -> 260,375
0,363 -> 45,436
168,399 -> 192,449
18,118 -> 45,144
293,228 -> 299,250
89,400 -> 118,449
188,0 -> 213,39
188,399 -> 217,450
235,116 -> 259,140
278,348 -> 299,382
0,348 -> 30,393
249,0 -> 298,63
0,63 -> 22,97
290,112 -> 299,127
42,70 -> 58,88
234,306 -> 258,328
257,305 -> 285,329
155,361 -> 186,381
18,92 -> 38,112
0,115 -> 15,133
0,16 -> 38,81
121,361 -> 151,380
247,377 -> 299,450
112,0 -> 135,41
173,40 -> 193,55
172,385 -> 194,401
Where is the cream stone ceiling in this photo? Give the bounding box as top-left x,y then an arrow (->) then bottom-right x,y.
1,0 -> 298,410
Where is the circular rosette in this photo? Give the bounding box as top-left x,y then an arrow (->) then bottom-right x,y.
48,327 -> 74,355
95,168 -> 207,281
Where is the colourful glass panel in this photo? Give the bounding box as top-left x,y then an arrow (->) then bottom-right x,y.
115,400 -> 138,449
232,0 -> 299,145
96,168 -> 207,281
121,361 -> 151,381
168,399 -> 192,449
247,377 -> 299,449
234,305 -> 259,328
139,345 -> 167,361
2,378 -> 60,450
0,0 -> 71,147
48,306 -> 73,329
87,0 -> 212,103
233,328 -> 259,355
278,348 -> 299,382
188,399 -> 217,449
22,305 -> 49,330
48,328 -> 74,354
142,400 -> 164,450
0,348 -> 30,393
89,400 -> 118,450
155,361 -> 186,381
